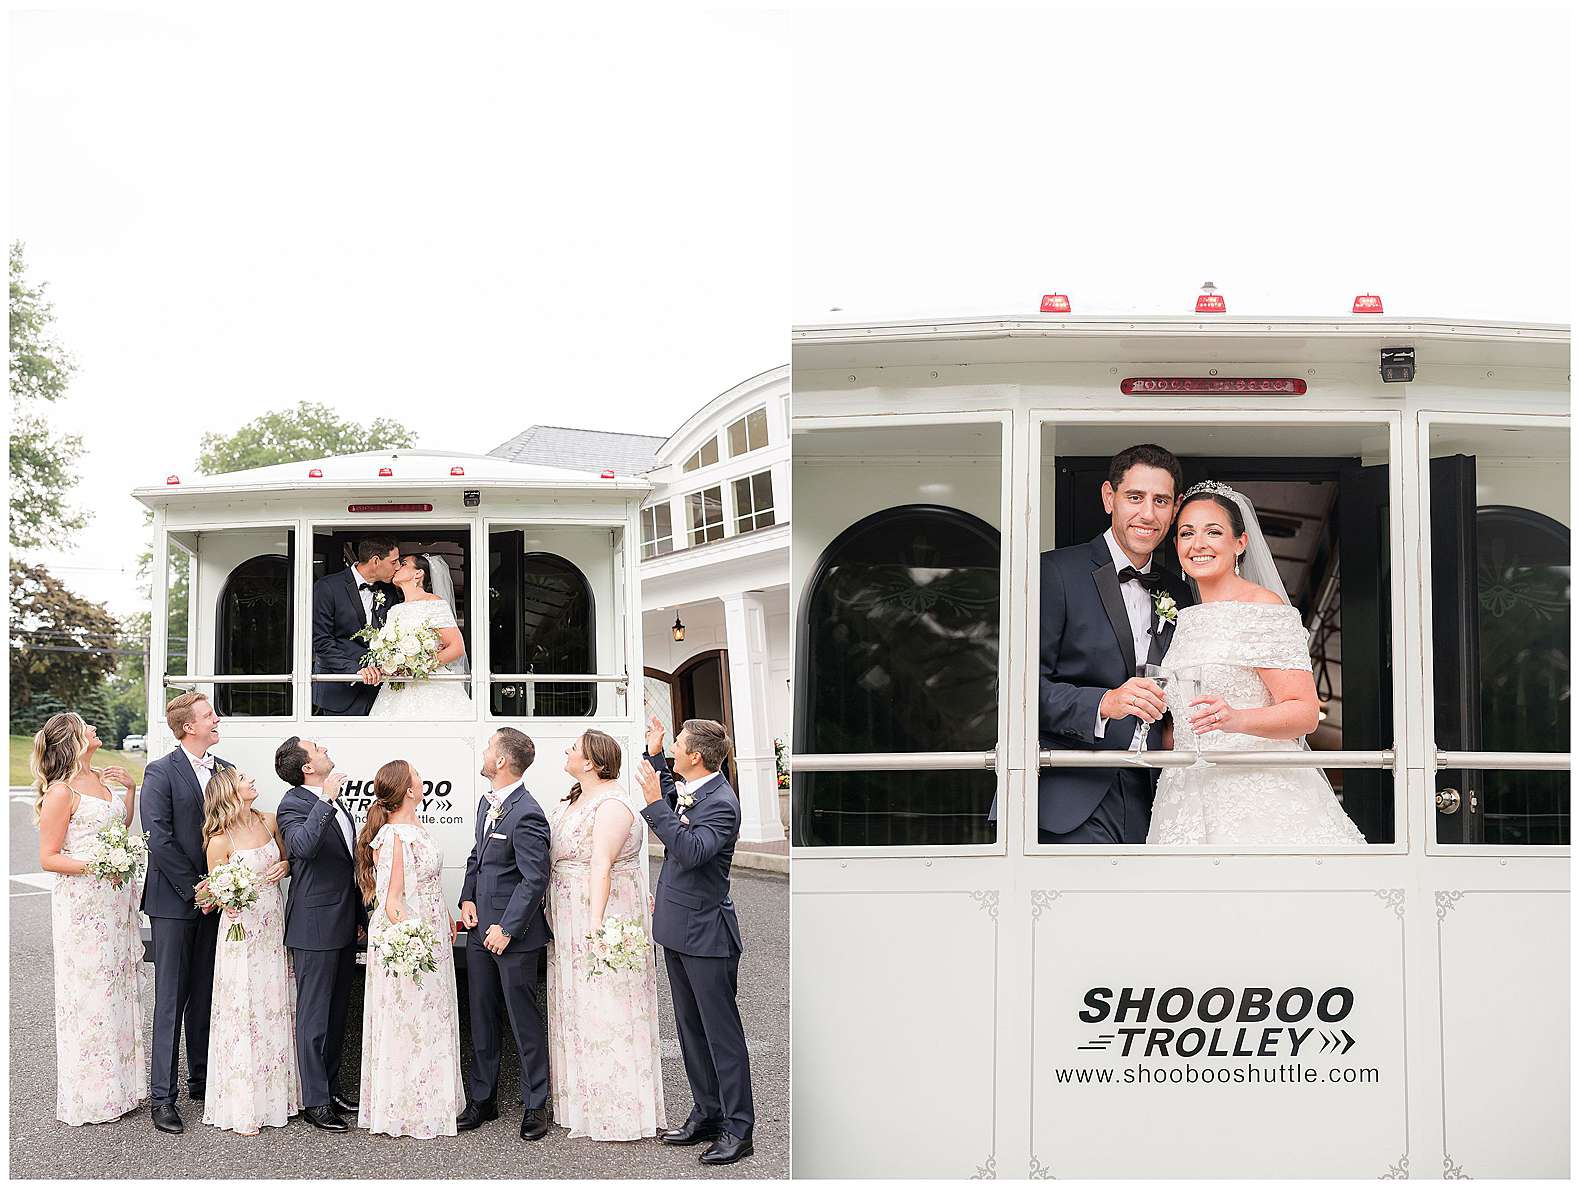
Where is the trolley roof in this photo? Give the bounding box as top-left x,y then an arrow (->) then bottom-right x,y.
791,315 -> 1571,371
132,448 -> 651,508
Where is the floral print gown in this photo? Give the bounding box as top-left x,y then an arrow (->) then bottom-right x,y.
547,787 -> 666,1140
51,787 -> 146,1125
203,836 -> 301,1133
358,822 -> 464,1139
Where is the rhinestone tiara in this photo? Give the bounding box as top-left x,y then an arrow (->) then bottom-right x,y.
1182,479 -> 1237,500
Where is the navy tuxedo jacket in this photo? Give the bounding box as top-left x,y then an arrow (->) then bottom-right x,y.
141,748 -> 232,919
459,783 -> 552,950
311,566 -> 400,713
1035,532 -> 1196,835
275,784 -> 366,950
641,752 -> 744,959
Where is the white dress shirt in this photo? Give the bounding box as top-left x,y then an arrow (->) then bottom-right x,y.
351,562 -> 378,625
678,770 -> 722,802
1094,528 -> 1158,739
314,786 -> 357,854
180,744 -> 217,791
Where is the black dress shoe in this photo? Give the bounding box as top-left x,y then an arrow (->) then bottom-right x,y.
331,1092 -> 358,1114
519,1106 -> 549,1141
659,1115 -> 724,1145
152,1103 -> 184,1134
700,1131 -> 754,1165
303,1104 -> 349,1132
456,1098 -> 498,1131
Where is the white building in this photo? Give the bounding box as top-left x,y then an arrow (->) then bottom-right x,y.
491,365 -> 790,842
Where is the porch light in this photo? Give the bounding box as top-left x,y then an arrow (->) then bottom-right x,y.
1352,293 -> 1384,314
378,467 -> 394,477
1040,293 -> 1071,313
672,613 -> 686,642
1194,281 -> 1226,314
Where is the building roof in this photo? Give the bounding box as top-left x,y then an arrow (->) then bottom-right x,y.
489,425 -> 667,477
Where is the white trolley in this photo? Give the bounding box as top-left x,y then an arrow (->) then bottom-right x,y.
134,449 -> 650,933
790,316 -> 1570,1179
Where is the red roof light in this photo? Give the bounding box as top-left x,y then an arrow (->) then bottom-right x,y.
307,468 -> 323,478
450,466 -> 465,476
1352,294 -> 1384,314
1040,293 -> 1071,314
600,469 -> 616,479
1195,281 -> 1226,314
165,475 -> 181,485
378,467 -> 393,477
1122,377 -> 1307,396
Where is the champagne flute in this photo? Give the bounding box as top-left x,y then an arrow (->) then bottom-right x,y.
1172,664 -> 1209,767
1128,663 -> 1170,753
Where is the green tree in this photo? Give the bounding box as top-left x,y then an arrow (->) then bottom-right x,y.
9,242 -> 87,551
10,561 -> 124,722
197,401 -> 417,475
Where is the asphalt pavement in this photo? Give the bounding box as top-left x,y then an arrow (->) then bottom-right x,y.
8,792 -> 788,1179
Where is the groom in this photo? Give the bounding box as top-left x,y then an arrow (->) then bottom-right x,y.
636,716 -> 754,1166
457,728 -> 553,1142
311,537 -> 400,716
1036,443 -> 1194,844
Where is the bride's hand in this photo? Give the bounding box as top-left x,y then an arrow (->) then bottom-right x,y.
1188,695 -> 1240,735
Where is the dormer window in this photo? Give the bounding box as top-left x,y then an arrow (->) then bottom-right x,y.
727,407 -> 770,457
683,437 -> 720,472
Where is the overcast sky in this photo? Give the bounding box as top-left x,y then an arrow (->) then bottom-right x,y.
792,4 -> 1571,324
10,2 -> 789,614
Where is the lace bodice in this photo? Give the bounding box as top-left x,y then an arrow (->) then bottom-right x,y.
1163,601 -> 1312,754
62,787 -> 126,856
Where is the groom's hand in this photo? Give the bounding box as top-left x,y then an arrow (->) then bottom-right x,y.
459,901 -> 479,929
357,665 -> 383,685
1100,677 -> 1168,724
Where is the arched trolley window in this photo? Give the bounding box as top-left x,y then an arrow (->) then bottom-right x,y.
488,538 -> 596,717
793,504 -> 1000,847
214,552 -> 293,717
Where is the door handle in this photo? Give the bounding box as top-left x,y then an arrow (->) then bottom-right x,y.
1436,787 -> 1461,815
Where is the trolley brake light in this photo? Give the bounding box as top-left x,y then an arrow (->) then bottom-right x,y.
1195,281 -> 1226,314
378,467 -> 393,477
1352,294 -> 1384,314
1121,377 -> 1308,396
1040,293 -> 1071,313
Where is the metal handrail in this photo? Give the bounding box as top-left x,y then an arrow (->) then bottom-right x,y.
1041,749 -> 1395,770
310,673 -> 472,683
792,751 -> 998,772
163,674 -> 293,685
488,674 -> 628,684
1437,751 -> 1571,771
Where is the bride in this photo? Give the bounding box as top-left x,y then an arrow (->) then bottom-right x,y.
1146,481 -> 1366,847
369,554 -> 472,719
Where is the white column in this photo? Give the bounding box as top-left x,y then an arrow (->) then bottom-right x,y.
721,590 -> 785,843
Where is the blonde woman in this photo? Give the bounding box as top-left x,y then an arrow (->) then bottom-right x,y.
546,729 -> 665,1141
33,712 -> 144,1125
199,767 -> 299,1135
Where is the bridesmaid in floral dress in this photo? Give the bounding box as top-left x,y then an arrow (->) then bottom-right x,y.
33,713 -> 146,1126
199,767 -> 299,1135
354,759 -> 464,1139
546,730 -> 666,1141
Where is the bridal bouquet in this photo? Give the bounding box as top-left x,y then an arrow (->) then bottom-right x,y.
585,915 -> 650,978
376,918 -> 440,983
197,859 -> 261,941
352,619 -> 443,690
81,819 -> 149,889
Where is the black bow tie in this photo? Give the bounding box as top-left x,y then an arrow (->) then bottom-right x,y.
1117,566 -> 1162,591
358,582 -> 373,591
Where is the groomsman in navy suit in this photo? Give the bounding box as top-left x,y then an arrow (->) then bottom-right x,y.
456,727 -> 554,1141
274,736 -> 365,1131
140,692 -> 229,1134
311,536 -> 400,716
636,716 -> 755,1166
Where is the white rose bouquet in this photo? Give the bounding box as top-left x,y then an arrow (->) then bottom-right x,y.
352,619 -> 443,689
376,918 -> 440,983
197,859 -> 261,942
82,819 -> 149,889
585,915 -> 650,978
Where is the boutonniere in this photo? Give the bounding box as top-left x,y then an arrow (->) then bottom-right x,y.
676,788 -> 696,811
1153,591 -> 1178,625
373,590 -> 387,611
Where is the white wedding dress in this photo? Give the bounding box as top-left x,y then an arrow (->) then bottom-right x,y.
368,599 -> 473,720
1145,600 -> 1367,847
